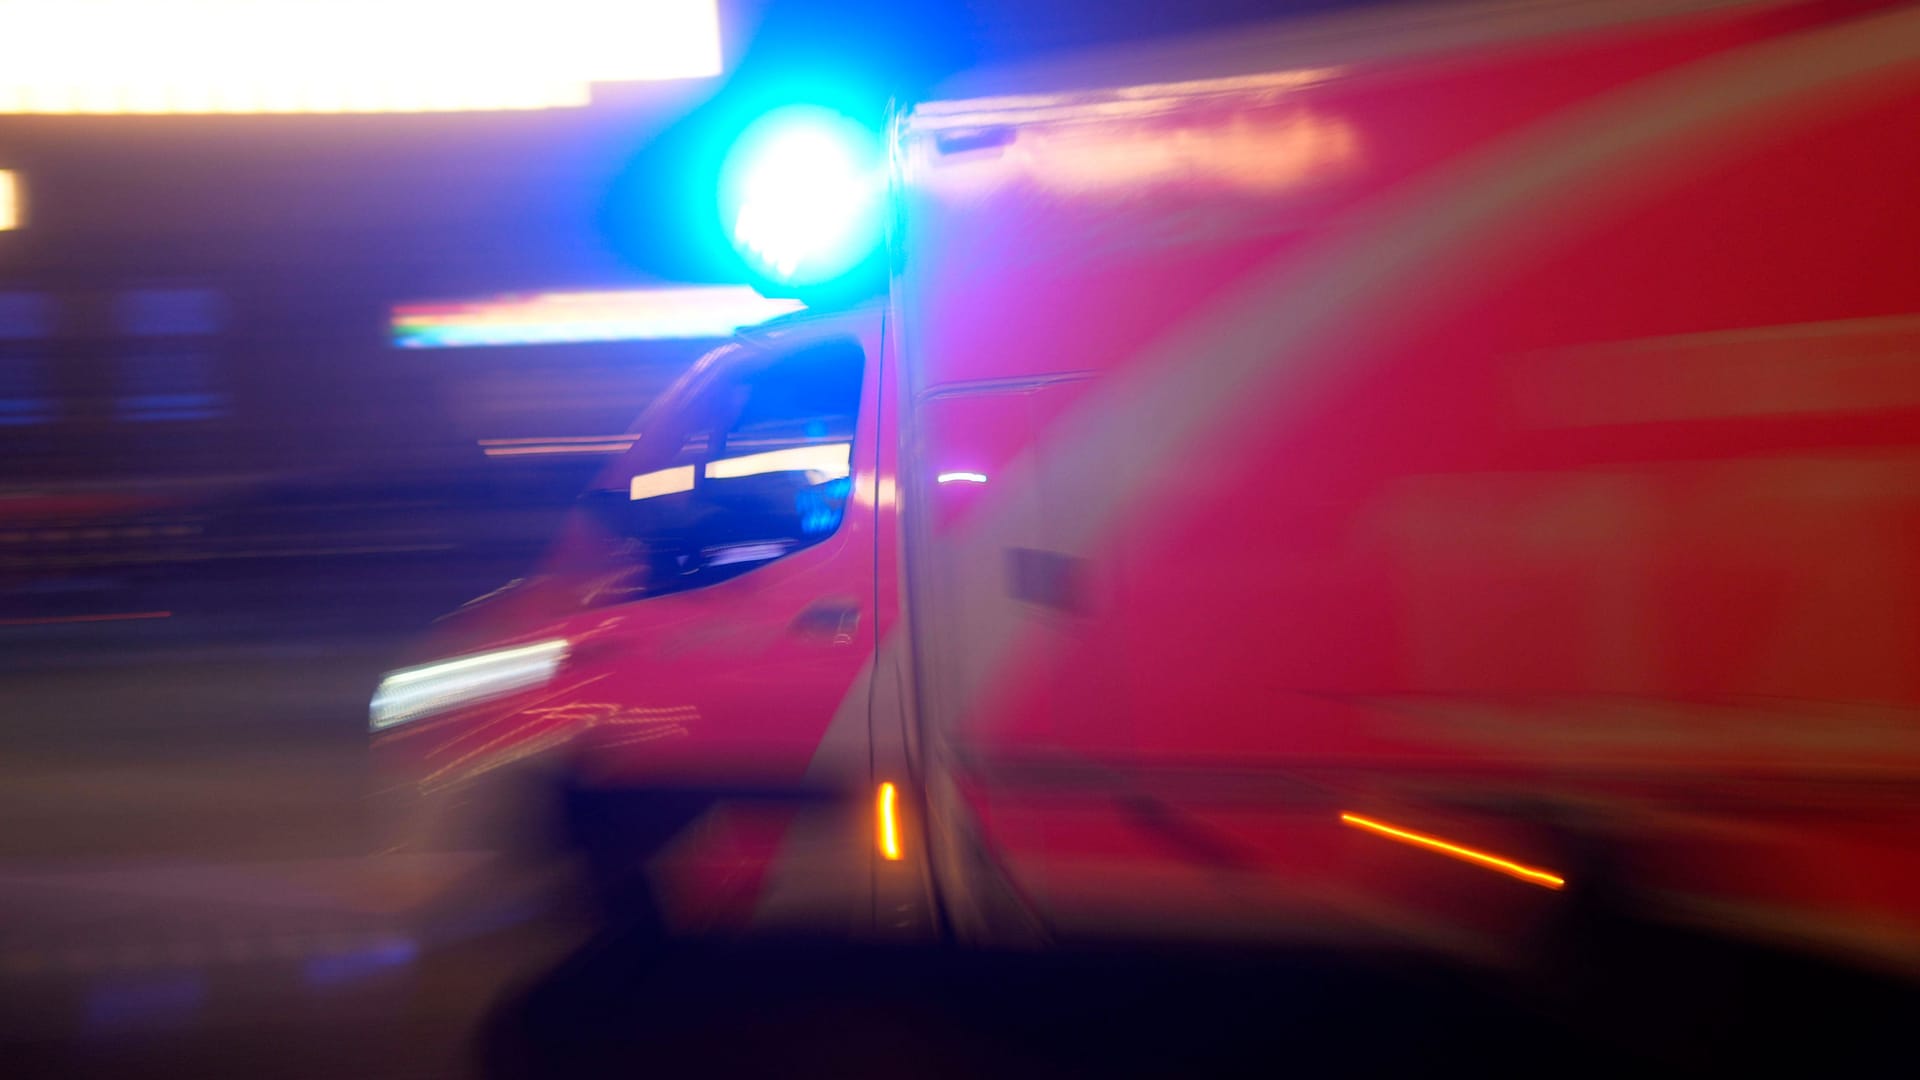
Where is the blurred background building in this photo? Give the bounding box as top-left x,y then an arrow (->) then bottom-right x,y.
0,0 -> 1303,619
0,2 -> 753,598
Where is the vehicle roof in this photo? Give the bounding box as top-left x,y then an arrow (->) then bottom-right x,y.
732,300 -> 883,350
914,0 -> 1780,126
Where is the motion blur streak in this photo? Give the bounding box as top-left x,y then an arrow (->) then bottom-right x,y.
877,782 -> 902,861
369,639 -> 569,732
479,435 -> 639,447
1039,109 -> 1359,196
0,169 -> 16,229
912,68 -> 1341,126
1341,814 -> 1565,890
936,471 -> 988,484
704,444 -> 852,481
0,610 -> 170,627
481,437 -> 637,458
629,466 -> 697,501
912,72 -> 1359,198
392,286 -> 804,348
0,0 -> 722,114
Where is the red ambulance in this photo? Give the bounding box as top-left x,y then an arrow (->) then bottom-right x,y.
372,0 -> 1920,977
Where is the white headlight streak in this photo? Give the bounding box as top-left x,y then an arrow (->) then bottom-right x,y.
369,639 -> 569,731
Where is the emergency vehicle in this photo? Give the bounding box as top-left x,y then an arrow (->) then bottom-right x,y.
371,0 -> 1920,978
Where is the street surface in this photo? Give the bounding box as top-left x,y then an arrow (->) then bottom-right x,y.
1,543 -> 1910,1078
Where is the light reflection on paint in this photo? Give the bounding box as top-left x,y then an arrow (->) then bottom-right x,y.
0,1 -> 722,114
1032,110 -> 1361,195
1341,812 -> 1565,890
920,79 -> 1361,200
393,286 -> 803,348
936,471 -> 988,484
418,699 -> 696,791
913,68 -> 1342,128
877,781 -> 903,861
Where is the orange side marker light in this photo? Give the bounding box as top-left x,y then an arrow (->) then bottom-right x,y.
1341,812 -> 1565,890
877,781 -> 903,861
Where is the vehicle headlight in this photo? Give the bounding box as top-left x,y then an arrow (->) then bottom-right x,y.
369,639 -> 569,732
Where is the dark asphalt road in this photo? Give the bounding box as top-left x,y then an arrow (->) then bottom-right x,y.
0,550 -> 1910,1079
0,549 -> 560,1078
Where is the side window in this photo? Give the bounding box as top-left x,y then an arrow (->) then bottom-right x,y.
706,342 -> 861,540
587,337 -> 864,600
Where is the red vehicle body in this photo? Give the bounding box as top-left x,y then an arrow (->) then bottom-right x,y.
373,0 -> 1920,975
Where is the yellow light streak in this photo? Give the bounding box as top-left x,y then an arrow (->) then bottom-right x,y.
877,782 -> 903,861
1341,812 -> 1565,890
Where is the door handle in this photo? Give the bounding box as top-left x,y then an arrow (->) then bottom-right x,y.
789,599 -> 861,644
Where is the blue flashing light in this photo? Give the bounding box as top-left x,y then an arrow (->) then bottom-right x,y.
722,106 -> 882,288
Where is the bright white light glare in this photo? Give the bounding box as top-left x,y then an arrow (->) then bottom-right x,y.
630,465 -> 696,501
726,107 -> 882,285
733,130 -> 871,278
936,471 -> 988,484
370,639 -> 568,731
0,1 -> 721,114
0,171 -> 16,230
703,443 -> 851,482
394,285 -> 803,348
